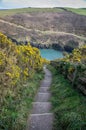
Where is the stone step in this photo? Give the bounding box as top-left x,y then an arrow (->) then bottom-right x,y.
45,76 -> 52,80
41,80 -> 51,85
32,102 -> 52,114
42,77 -> 52,81
40,82 -> 51,87
41,78 -> 52,82
35,93 -> 51,102
41,81 -> 51,86
39,87 -> 49,93
26,113 -> 53,130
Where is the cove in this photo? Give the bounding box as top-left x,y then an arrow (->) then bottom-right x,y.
40,49 -> 63,60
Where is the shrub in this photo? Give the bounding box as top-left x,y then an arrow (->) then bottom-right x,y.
0,32 -> 47,129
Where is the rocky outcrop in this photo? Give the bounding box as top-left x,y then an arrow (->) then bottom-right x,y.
64,40 -> 79,52
77,77 -> 86,95
7,36 -> 84,52
30,42 -> 52,49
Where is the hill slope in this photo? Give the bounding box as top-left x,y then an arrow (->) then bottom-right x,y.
0,8 -> 86,51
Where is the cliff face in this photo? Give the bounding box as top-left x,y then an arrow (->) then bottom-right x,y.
0,9 -> 86,51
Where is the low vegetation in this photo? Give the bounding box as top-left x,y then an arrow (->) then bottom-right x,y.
0,7 -> 86,49
51,45 -> 86,95
66,8 -> 86,16
0,8 -> 86,17
49,65 -> 86,130
0,8 -> 63,17
0,32 -> 47,129
49,45 -> 86,129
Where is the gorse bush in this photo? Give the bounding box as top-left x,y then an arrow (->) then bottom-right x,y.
62,45 -> 86,63
0,32 -> 45,87
51,45 -> 86,94
0,32 -> 47,129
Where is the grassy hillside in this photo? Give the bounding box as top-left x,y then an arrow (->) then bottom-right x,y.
66,8 -> 86,16
0,8 -> 86,17
0,7 -> 86,51
0,8 -> 63,17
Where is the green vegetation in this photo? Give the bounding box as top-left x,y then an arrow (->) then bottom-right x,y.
66,8 -> 86,16
0,7 -> 85,17
0,72 -> 44,130
0,32 -> 47,129
49,65 -> 86,130
49,45 -> 86,129
51,45 -> 86,94
0,8 -> 63,17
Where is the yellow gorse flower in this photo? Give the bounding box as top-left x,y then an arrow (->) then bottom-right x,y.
0,32 -> 47,89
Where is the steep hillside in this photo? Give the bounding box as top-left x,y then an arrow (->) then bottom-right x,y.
0,8 -> 86,51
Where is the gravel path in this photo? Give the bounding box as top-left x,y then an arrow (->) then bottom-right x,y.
26,65 -> 53,130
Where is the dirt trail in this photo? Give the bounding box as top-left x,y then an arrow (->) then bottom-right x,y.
0,18 -> 86,41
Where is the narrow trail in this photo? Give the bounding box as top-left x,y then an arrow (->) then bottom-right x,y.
0,18 -> 86,41
26,65 -> 53,130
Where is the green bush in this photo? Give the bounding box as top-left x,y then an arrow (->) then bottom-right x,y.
49,66 -> 86,130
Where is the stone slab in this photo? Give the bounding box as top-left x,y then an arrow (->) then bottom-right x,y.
32,102 -> 52,114
40,81 -> 51,87
26,66 -> 53,130
27,113 -> 53,130
39,87 -> 49,93
35,93 -> 51,102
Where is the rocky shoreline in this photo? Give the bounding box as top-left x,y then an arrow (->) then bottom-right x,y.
8,36 -> 84,52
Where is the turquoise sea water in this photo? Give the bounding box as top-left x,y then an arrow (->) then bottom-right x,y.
40,49 -> 63,60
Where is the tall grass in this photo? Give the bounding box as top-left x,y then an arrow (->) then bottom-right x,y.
49,65 -> 86,130
0,72 -> 44,130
